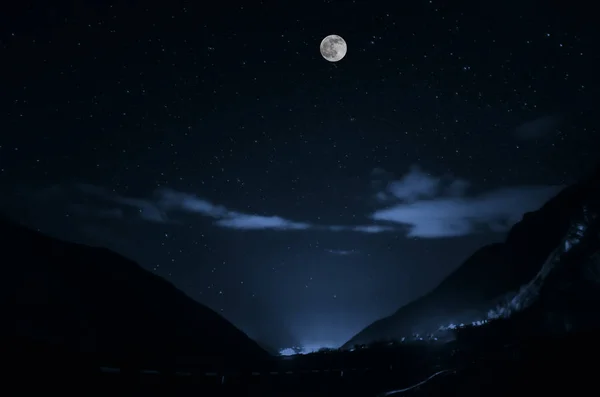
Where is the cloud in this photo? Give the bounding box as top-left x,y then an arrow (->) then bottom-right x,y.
370,166 -> 563,238
77,184 -> 169,223
325,249 -> 357,256
154,188 -> 229,218
514,115 -> 562,140
61,185 -> 392,233
386,165 -> 440,202
215,214 -> 311,230
350,225 -> 395,233
18,165 -> 564,240
155,188 -> 312,230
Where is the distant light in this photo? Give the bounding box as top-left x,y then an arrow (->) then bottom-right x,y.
279,348 -> 296,356
278,342 -> 339,356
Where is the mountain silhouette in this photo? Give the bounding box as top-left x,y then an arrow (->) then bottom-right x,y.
344,164 -> 600,347
1,216 -> 269,371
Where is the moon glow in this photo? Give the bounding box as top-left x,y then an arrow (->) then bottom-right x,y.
320,35 -> 347,62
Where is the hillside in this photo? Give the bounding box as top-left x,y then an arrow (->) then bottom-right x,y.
344,166 -> 600,347
0,216 -> 269,369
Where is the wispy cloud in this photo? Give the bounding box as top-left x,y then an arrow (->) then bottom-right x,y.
325,249 -> 357,256
514,115 -> 562,140
349,225 -> 394,233
77,184 -> 169,223
18,164 -> 563,240
64,185 -> 391,233
155,188 -> 312,230
215,214 -> 311,230
370,165 -> 563,238
154,188 -> 229,218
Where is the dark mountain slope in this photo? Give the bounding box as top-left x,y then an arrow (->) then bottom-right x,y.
0,216 -> 268,369
344,165 -> 600,347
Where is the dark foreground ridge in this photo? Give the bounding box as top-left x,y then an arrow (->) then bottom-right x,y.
1,215 -> 269,373
7,323 -> 600,396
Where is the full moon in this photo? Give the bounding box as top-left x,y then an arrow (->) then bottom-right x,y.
320,34 -> 347,62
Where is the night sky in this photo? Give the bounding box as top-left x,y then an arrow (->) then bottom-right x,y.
1,2 -> 597,352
